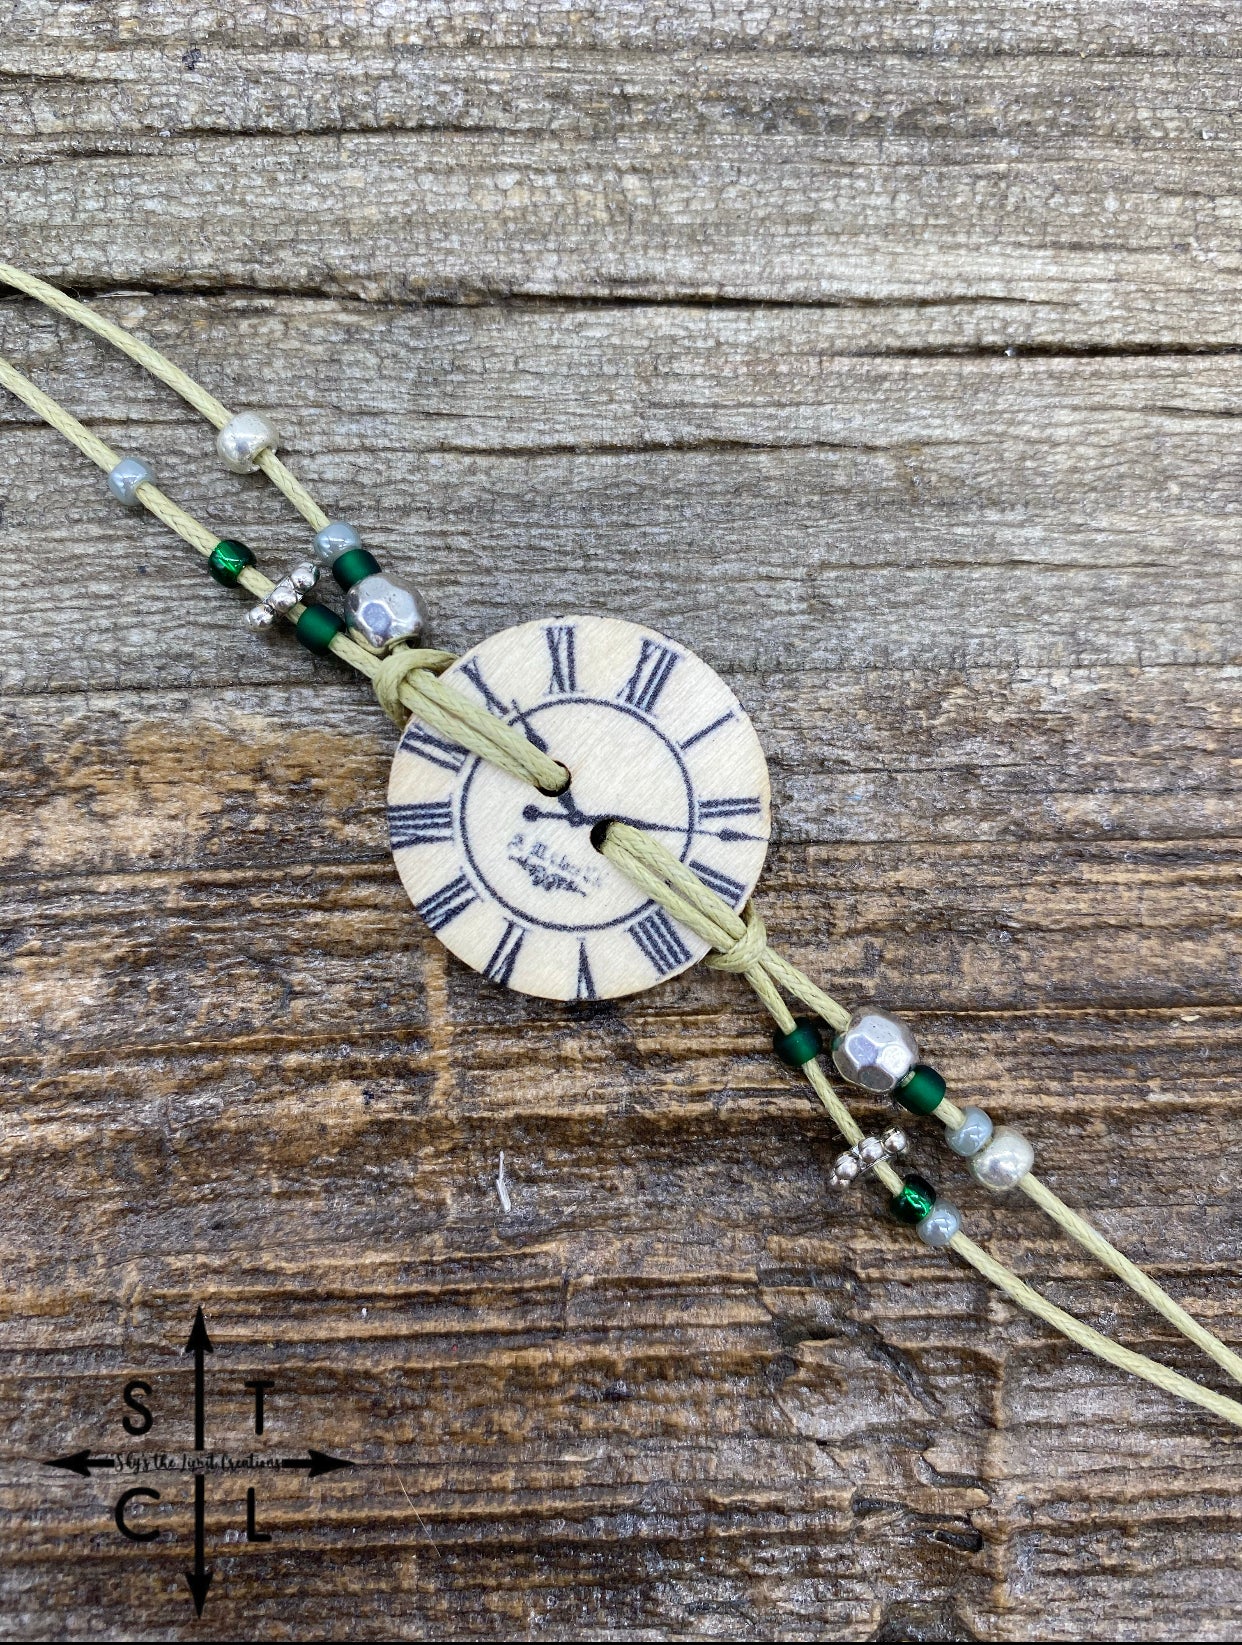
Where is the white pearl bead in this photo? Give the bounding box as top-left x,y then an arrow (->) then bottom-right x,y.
969,1124 -> 1034,1191
216,411 -> 277,473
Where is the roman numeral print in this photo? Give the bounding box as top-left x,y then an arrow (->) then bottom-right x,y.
619,639 -> 680,716
400,723 -> 469,773
628,908 -> 692,976
460,658 -> 509,717
698,796 -> 762,821
483,922 -> 525,986
575,942 -> 596,1000
680,709 -> 736,751
545,624 -> 578,695
689,859 -> 746,906
389,800 -> 454,848
416,874 -> 478,932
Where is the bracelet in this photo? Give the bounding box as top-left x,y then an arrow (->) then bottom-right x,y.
3,263 -> 1241,1433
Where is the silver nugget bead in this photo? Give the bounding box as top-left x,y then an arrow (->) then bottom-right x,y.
246,604 -> 275,631
945,1105 -> 993,1159
216,411 -> 278,473
856,1135 -> 886,1170
916,1198 -> 961,1249
831,1009 -> 920,1094
107,455 -> 156,506
969,1124 -> 1034,1191
880,1126 -> 908,1156
311,520 -> 362,566
345,571 -> 428,651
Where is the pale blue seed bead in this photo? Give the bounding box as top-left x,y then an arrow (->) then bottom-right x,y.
107,456 -> 156,506
916,1198 -> 961,1249
945,1105 -> 993,1158
311,520 -> 362,567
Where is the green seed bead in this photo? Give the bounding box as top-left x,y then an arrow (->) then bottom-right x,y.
890,1173 -> 937,1227
295,605 -> 347,655
332,547 -> 382,591
896,1063 -> 946,1116
208,538 -> 256,586
773,1017 -> 823,1068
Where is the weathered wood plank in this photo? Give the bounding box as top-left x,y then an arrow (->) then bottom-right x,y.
4,9 -> 1242,336
5,844 -> 1241,1056
2,298 -> 1241,695
2,666 -> 1238,889
4,4 -> 1242,1638
7,128 -> 1242,328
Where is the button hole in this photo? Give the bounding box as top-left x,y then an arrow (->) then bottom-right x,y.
536,761 -> 572,797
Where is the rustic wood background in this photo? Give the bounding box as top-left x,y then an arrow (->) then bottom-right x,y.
2,3 -> 1241,1638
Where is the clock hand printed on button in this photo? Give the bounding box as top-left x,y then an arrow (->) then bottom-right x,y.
520,792 -> 762,843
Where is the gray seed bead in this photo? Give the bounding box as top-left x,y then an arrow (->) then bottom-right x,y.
216,411 -> 277,473
969,1124 -> 1034,1191
831,1009 -> 919,1094
916,1198 -> 961,1249
345,571 -> 428,651
311,520 -> 363,566
945,1105 -> 993,1158
107,456 -> 156,506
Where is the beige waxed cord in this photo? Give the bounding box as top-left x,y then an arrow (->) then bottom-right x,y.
0,262 -> 329,530
4,284 -> 1242,1429
370,644 -> 568,791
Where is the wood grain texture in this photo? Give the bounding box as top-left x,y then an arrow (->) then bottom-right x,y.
1,4 -> 1241,1639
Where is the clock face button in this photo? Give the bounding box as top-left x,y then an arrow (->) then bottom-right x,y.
387,615 -> 771,1000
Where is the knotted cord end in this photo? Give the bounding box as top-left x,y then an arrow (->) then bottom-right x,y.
705,902 -> 769,974
372,644 -> 458,725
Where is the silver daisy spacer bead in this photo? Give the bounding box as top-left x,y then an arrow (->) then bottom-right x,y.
831,1150 -> 861,1186
855,1135 -> 886,1170
288,561 -> 321,595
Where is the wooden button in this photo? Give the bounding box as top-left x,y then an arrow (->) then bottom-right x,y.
387,615 -> 771,1000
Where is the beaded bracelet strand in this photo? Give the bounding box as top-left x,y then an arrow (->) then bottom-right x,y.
3,289 -> 1241,1428
27,268 -> 1236,1399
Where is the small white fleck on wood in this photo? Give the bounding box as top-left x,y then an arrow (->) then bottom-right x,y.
496,1151 -> 512,1213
